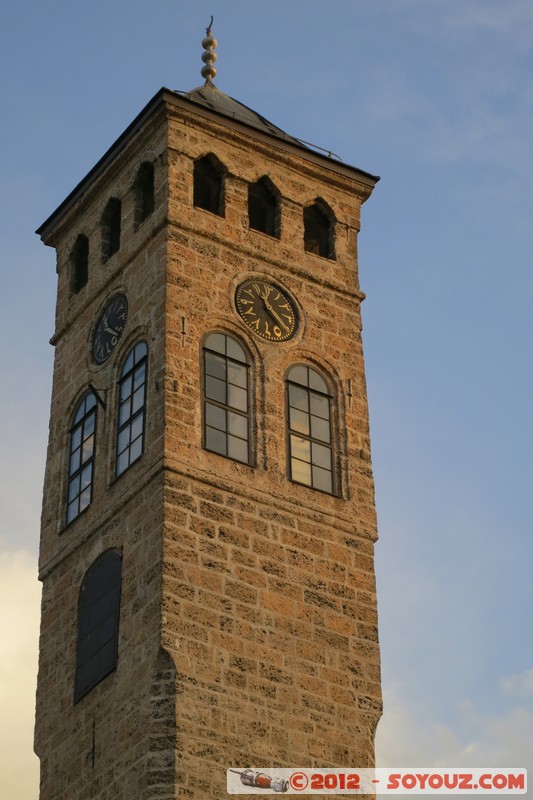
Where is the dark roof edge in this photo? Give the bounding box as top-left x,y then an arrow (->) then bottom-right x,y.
36,87 -> 170,240
172,88 -> 380,188
36,86 -> 380,241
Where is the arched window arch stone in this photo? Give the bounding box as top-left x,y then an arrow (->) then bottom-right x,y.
70,234 -> 89,294
101,197 -> 121,263
193,154 -> 225,216
303,199 -> 336,259
134,162 -> 155,228
248,176 -> 280,237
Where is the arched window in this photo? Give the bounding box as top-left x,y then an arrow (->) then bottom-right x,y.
67,392 -> 97,524
74,550 -> 122,703
286,364 -> 334,494
303,200 -> 335,259
101,197 -> 121,263
203,332 -> 251,464
116,341 -> 148,477
193,154 -> 225,216
248,177 -> 280,237
134,162 -> 155,228
70,234 -> 89,294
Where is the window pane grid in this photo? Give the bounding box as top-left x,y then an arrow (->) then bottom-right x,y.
116,343 -> 148,477
205,424 -> 228,456
117,406 -> 145,464
67,395 -> 97,524
287,368 -> 334,494
203,334 -> 250,465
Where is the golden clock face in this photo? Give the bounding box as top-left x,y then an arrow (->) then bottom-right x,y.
235,279 -> 297,342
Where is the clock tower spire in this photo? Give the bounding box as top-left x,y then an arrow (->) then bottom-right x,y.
201,16 -> 217,85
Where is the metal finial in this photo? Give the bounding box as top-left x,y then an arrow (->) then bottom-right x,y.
201,16 -> 217,85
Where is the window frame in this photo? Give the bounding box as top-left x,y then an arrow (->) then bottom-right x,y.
193,154 -> 226,217
70,233 -> 89,294
115,340 -> 149,478
303,199 -> 336,260
248,176 -> 280,238
133,161 -> 155,229
74,549 -> 122,704
66,391 -> 98,525
201,331 -> 253,466
285,364 -> 336,495
101,197 -> 122,263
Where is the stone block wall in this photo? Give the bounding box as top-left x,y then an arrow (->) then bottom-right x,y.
35,92 -> 381,799
35,109 -> 170,799
158,103 -> 381,796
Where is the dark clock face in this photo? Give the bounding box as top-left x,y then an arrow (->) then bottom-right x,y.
235,279 -> 297,342
92,294 -> 129,364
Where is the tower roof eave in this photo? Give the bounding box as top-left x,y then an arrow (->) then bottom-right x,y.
36,86 -> 379,243
179,83 -> 306,148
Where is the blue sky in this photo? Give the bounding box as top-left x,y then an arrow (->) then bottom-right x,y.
1,0 -> 532,795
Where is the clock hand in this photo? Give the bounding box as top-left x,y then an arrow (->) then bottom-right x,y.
104,325 -> 120,337
258,284 -> 292,331
263,299 -> 290,333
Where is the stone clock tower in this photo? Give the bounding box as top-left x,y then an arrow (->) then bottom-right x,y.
35,25 -> 382,800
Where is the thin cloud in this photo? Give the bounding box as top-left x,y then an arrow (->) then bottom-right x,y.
0,550 -> 41,799
440,0 -> 533,36
500,668 -> 533,700
354,2 -> 533,173
398,0 -> 533,37
377,675 -> 533,772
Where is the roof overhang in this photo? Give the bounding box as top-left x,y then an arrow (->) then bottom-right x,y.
36,87 -> 379,242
